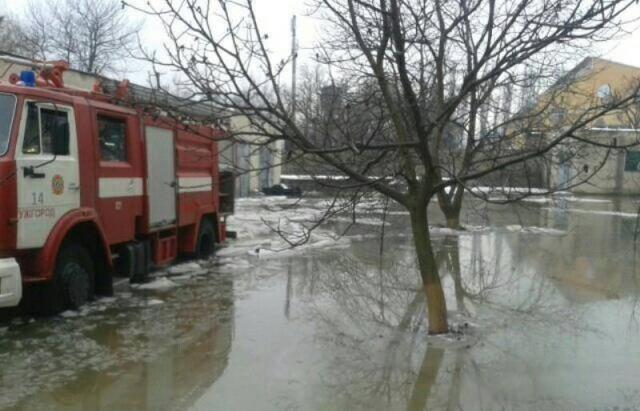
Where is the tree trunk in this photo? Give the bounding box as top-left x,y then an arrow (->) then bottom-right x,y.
445,212 -> 461,230
409,206 -> 449,334
437,185 -> 464,230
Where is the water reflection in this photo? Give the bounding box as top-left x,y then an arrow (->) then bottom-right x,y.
14,322 -> 230,411
286,200 -> 640,410
1,274 -> 234,411
3,199 -> 640,410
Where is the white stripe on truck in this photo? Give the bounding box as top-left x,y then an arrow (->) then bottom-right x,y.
99,178 -> 144,198
178,177 -> 213,193
99,177 -> 212,197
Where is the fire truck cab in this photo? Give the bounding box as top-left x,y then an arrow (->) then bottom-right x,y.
0,65 -> 230,314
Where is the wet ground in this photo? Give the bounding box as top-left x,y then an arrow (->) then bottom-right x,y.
2,194 -> 640,410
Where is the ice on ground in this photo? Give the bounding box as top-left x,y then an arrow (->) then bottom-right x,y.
218,258 -> 252,271
190,269 -> 210,277
424,224 -> 565,236
386,210 -> 410,216
145,298 -> 164,306
217,243 -> 263,258
470,186 -> 555,195
486,194 -> 612,205
234,195 -> 289,203
332,216 -> 391,226
545,207 -> 638,219
429,225 -> 491,236
170,274 -> 194,282
520,197 -> 553,203
223,197 -> 357,260
346,233 -> 396,241
504,225 -> 567,235
280,174 -> 349,181
168,262 -> 202,275
564,197 -> 612,204
247,237 -> 351,259
133,277 -> 178,291
520,196 -> 613,204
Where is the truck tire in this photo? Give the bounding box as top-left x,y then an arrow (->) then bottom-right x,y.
45,244 -> 95,314
196,218 -> 216,259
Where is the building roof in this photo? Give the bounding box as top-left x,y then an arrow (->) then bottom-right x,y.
546,56 -> 640,94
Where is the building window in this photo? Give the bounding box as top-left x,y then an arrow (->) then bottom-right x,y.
624,151 -> 640,172
596,84 -> 612,103
98,116 -> 127,162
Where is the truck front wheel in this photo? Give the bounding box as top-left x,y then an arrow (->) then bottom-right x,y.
45,244 -> 95,313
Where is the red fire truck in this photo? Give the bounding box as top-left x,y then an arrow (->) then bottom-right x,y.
0,59 -> 232,314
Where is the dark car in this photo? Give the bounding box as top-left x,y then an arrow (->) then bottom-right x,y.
261,183 -> 302,197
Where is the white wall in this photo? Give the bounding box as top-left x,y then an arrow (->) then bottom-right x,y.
549,129 -> 640,194
229,115 -> 283,196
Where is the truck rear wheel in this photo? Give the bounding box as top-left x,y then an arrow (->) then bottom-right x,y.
45,244 -> 95,314
196,219 -> 216,259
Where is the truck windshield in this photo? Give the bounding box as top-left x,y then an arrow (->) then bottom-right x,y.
0,94 -> 16,156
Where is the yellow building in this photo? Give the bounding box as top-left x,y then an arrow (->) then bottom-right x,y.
538,57 -> 640,128
538,58 -> 640,194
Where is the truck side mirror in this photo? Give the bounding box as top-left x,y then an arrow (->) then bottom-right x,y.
52,121 -> 69,156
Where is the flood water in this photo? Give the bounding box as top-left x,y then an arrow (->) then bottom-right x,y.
2,195 -> 640,410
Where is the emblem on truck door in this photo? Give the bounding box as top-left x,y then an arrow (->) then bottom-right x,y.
52,175 -> 65,195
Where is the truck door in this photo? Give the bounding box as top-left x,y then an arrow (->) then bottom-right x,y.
14,101 -> 80,249
145,126 -> 176,230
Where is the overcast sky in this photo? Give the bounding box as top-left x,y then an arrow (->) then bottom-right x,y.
5,0 -> 640,84
125,0 -> 320,84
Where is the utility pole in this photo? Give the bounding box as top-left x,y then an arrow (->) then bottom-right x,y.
291,15 -> 298,120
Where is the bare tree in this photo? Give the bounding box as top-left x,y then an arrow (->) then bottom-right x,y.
129,0 -> 639,334
20,0 -> 141,75
0,15 -> 25,55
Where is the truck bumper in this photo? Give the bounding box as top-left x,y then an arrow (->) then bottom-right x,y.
0,259 -> 22,308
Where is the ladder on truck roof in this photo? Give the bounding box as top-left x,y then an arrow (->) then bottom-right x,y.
0,52 -> 224,122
